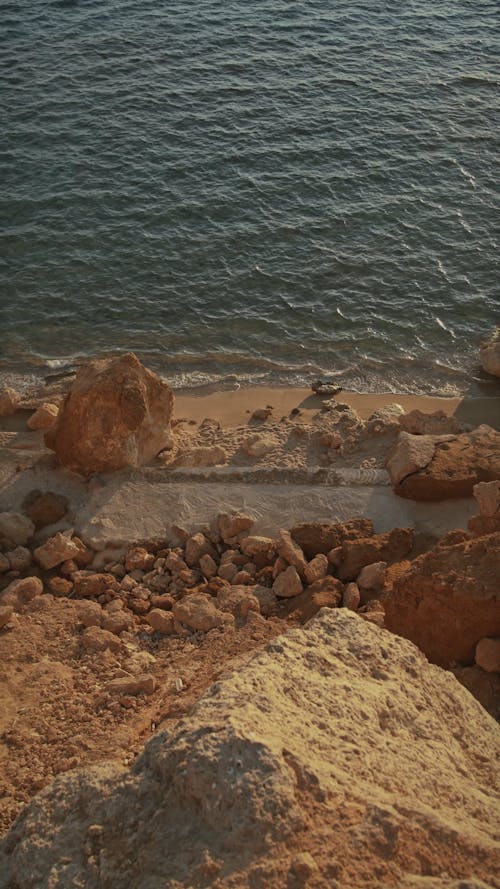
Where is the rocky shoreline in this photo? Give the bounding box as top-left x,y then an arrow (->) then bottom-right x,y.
0,349 -> 499,887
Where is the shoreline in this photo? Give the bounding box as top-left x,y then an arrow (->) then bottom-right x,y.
174,385 -> 500,431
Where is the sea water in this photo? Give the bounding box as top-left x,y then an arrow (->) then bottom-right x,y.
1,0 -> 498,394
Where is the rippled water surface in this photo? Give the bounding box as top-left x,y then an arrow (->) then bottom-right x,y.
1,0 -> 499,393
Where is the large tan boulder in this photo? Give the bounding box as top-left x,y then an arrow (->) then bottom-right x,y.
384,532 -> 500,666
44,353 -> 174,475
480,326 -> 500,377
1,611 -> 498,889
389,425 -> 500,501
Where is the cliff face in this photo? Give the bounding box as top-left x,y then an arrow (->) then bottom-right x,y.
1,610 -> 498,889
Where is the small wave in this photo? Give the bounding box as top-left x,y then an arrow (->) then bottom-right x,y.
434,316 -> 456,339
450,158 -> 476,187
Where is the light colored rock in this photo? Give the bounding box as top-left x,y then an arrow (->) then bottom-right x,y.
386,432 -> 436,485
0,605 -> 14,628
174,445 -> 227,467
368,403 -> 405,422
185,532 -> 216,568
172,594 -> 228,632
3,611 -> 498,889
475,637 -> 500,673
147,609 -> 176,634
0,513 -> 35,546
357,561 -> 387,592
27,403 -> 59,431
0,576 -> 43,609
0,387 -> 20,417
480,326 -> 500,377
277,529 -> 307,577
105,673 -> 156,696
240,535 -> 276,558
217,512 -> 254,542
273,565 -> 303,598
342,582 -> 361,611
76,600 -> 103,628
304,553 -> 329,585
473,480 -> 500,518
7,546 -> 32,572
34,533 -> 84,570
243,433 -> 279,458
44,352 -> 174,475
399,409 -> 461,436
199,553 -> 218,578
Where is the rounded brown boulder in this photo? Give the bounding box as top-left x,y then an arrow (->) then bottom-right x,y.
44,353 -> 174,475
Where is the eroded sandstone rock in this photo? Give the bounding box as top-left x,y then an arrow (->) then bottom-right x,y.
45,353 -> 174,475
2,611 -> 498,889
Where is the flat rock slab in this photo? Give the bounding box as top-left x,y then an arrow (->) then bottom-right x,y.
1,611 -> 498,888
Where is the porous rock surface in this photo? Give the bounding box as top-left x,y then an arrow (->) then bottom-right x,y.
44,353 -> 174,475
1,611 -> 498,889
384,532 -> 500,666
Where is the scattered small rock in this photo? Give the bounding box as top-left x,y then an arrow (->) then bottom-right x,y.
27,403 -> 59,431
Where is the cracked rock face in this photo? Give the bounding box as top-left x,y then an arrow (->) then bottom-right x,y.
1,610 -> 498,889
387,426 -> 500,501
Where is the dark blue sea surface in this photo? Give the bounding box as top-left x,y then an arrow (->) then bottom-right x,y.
1,0 -> 499,393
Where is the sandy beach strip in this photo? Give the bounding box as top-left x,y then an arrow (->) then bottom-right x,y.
174,386 -> 500,430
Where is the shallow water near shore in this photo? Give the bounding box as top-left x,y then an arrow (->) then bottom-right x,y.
2,0 -> 499,395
